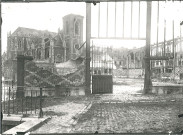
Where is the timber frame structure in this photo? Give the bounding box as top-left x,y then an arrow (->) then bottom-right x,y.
85,1 -> 152,94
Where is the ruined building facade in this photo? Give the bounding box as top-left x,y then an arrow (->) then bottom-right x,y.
3,14 -> 84,82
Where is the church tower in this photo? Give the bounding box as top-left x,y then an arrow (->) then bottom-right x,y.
62,14 -> 84,60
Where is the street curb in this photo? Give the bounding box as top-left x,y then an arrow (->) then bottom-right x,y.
70,102 -> 92,125
27,117 -> 51,133
2,117 -> 51,135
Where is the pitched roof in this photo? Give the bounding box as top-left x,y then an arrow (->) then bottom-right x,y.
63,14 -> 84,19
11,27 -> 57,38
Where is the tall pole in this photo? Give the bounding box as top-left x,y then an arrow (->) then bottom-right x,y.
0,2 -> 2,133
144,1 -> 152,94
85,3 -> 91,95
173,20 -> 175,80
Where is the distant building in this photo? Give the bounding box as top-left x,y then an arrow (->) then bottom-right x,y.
113,37 -> 183,80
113,47 -> 145,69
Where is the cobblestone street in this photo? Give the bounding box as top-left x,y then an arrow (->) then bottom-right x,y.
32,79 -> 183,134
71,101 -> 183,133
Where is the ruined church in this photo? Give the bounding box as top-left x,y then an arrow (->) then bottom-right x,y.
3,14 -> 85,82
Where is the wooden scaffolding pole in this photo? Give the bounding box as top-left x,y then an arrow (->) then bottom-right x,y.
85,3 -> 91,95
144,1 -> 152,94
0,2 -> 2,133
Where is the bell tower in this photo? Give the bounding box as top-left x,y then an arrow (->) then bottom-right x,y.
63,14 -> 84,60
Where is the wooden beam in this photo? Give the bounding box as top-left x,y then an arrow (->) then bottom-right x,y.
98,3 -> 100,37
0,2 -> 2,133
143,1 -> 152,94
145,56 -> 173,60
156,1 -> 159,56
1,0 -> 169,2
91,37 -> 146,40
138,0 -> 141,39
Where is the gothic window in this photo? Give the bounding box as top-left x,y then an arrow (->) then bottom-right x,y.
45,48 -> 49,59
44,38 -> 50,59
74,20 -> 80,35
66,21 -> 69,35
18,39 -> 21,49
24,38 -> 27,51
45,38 -> 50,47
130,52 -> 134,60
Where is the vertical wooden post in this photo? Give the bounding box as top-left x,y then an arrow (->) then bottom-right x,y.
138,0 -> 141,39
131,0 -> 133,39
86,3 -> 91,95
127,53 -> 129,78
156,1 -> 159,56
173,20 -> 175,80
0,3 -> 2,132
3,85 -> 5,113
98,3 -> 100,38
123,2 -> 125,38
144,1 -> 152,94
134,52 -> 136,69
35,91 -> 37,114
106,2 -> 108,37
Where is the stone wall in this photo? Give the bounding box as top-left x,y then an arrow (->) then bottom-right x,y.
113,68 -> 144,78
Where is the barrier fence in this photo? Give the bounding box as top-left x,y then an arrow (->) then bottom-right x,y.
2,85 -> 73,117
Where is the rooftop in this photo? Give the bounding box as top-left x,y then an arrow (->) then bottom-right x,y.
11,27 -> 57,38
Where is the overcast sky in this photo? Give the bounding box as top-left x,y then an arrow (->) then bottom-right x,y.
1,2 -> 86,53
2,1 -> 183,53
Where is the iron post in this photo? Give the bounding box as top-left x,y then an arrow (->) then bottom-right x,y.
39,87 -> 43,118
12,81 -> 14,114
31,90 -> 32,114
35,91 -> 37,114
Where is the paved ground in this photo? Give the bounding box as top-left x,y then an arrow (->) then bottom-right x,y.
71,101 -> 183,133
31,78 -> 183,134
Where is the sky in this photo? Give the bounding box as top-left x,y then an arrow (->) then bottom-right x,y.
1,1 -> 183,53
1,2 -> 86,53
